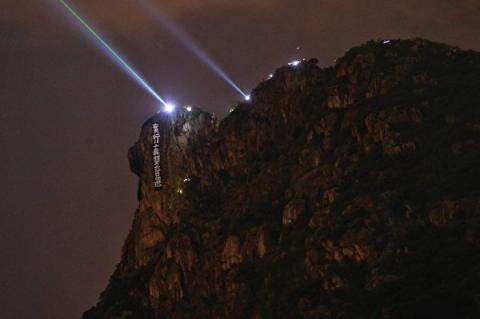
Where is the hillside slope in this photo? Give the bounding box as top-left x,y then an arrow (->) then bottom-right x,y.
84,39 -> 480,319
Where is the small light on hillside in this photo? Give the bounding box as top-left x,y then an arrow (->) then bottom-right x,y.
163,103 -> 175,113
288,60 -> 301,67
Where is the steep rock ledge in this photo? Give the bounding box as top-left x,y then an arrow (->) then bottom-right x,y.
84,39 -> 480,319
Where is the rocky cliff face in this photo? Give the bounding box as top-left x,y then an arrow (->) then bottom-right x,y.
84,39 -> 480,319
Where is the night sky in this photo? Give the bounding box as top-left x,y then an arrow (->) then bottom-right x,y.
1,0 -> 479,318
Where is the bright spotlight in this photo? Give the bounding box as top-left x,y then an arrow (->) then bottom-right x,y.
288,60 -> 301,67
163,103 -> 175,113
185,106 -> 192,112
245,95 -> 251,101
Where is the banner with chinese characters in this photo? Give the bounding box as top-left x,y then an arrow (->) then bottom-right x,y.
152,123 -> 163,190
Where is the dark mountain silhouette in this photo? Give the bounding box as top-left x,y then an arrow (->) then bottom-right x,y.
84,39 -> 480,319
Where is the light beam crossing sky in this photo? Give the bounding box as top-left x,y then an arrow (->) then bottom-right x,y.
140,0 -> 249,100
58,0 -> 168,106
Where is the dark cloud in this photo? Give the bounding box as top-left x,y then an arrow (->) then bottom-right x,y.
1,1 -> 479,318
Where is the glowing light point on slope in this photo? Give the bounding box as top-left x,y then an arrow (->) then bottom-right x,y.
383,40 -> 391,44
245,95 -> 251,101
163,103 -> 176,113
288,60 -> 302,67
268,73 -> 274,79
185,106 -> 193,112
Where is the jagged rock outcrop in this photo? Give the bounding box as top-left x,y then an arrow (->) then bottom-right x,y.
84,39 -> 480,319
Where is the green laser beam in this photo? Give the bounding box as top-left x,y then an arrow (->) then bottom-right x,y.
58,0 -> 167,105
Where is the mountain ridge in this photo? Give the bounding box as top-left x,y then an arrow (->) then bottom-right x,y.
84,38 -> 480,319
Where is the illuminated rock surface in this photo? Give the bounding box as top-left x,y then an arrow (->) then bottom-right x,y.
84,39 -> 480,319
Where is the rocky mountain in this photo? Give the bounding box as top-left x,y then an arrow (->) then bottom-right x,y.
83,39 -> 480,319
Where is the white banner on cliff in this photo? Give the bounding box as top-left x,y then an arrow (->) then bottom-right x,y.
152,123 -> 163,190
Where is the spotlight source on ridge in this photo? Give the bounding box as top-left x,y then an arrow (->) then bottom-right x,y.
185,106 -> 192,112
163,103 -> 176,113
245,95 -> 251,101
288,60 -> 301,67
